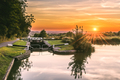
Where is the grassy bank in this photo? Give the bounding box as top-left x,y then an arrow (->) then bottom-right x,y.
0,40 -> 27,79
47,40 -> 74,51
46,40 -> 65,45
46,37 -> 120,51
58,45 -> 74,51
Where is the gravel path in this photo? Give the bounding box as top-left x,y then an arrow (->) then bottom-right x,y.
0,39 -> 18,48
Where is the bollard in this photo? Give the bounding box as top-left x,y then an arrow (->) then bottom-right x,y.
7,44 -> 13,46
52,45 -> 54,48
64,43 -> 69,45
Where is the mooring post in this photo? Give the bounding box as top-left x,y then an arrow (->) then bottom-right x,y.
27,45 -> 29,50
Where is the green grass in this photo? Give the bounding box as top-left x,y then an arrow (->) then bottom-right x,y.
46,40 -> 65,45
13,40 -> 27,45
46,40 -> 74,51
0,56 -> 12,79
0,40 -> 27,79
58,45 -> 74,51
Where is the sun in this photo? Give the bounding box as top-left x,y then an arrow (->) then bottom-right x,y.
93,28 -> 97,31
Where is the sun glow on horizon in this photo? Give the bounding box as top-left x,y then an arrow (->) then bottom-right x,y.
93,28 -> 97,31
27,0 -> 120,32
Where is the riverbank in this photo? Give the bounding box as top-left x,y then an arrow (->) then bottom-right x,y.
47,37 -> 120,49
46,38 -> 119,53
0,40 -> 27,80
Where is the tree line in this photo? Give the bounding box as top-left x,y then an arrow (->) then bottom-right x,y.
103,31 -> 120,36
34,30 -> 48,38
34,30 -> 74,38
0,0 -> 35,40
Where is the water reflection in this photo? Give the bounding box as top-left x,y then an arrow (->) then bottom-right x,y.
7,59 -> 32,80
7,45 -> 120,80
68,51 -> 92,79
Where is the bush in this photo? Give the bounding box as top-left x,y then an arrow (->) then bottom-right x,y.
62,37 -> 73,43
111,38 -> 120,41
22,32 -> 28,37
72,33 -> 94,52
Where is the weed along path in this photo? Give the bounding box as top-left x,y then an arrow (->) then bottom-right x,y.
0,39 -> 18,48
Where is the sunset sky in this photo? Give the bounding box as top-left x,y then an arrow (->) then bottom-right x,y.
26,0 -> 120,32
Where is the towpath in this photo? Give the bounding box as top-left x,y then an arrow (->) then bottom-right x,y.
0,39 -> 18,48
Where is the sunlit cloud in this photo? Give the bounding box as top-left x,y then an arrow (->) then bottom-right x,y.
26,0 -> 120,31
76,7 -> 91,10
101,0 -> 120,8
98,17 -> 107,20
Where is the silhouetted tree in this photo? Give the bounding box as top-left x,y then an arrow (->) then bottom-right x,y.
72,26 -> 94,52
118,31 -> 120,36
72,25 -> 83,35
34,33 -> 39,37
39,30 -> 47,38
66,31 -> 74,37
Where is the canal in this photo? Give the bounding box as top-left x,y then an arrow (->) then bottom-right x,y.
7,45 -> 120,80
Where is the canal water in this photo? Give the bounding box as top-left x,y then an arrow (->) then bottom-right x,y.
7,45 -> 120,80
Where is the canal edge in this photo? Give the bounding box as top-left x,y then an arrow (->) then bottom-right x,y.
2,41 -> 30,80
44,40 -> 76,54
2,59 -> 15,80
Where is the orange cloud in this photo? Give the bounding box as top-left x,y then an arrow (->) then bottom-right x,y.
27,0 -> 120,32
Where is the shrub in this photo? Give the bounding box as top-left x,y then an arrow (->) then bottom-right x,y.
62,37 -> 73,43
72,33 -> 94,52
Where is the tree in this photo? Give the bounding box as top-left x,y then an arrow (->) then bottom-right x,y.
72,26 -> 94,52
22,32 -> 28,37
39,30 -> 47,38
34,33 -> 39,37
0,24 -> 8,37
118,31 -> 120,36
66,31 -> 74,37
72,25 -> 83,35
0,0 -> 35,39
